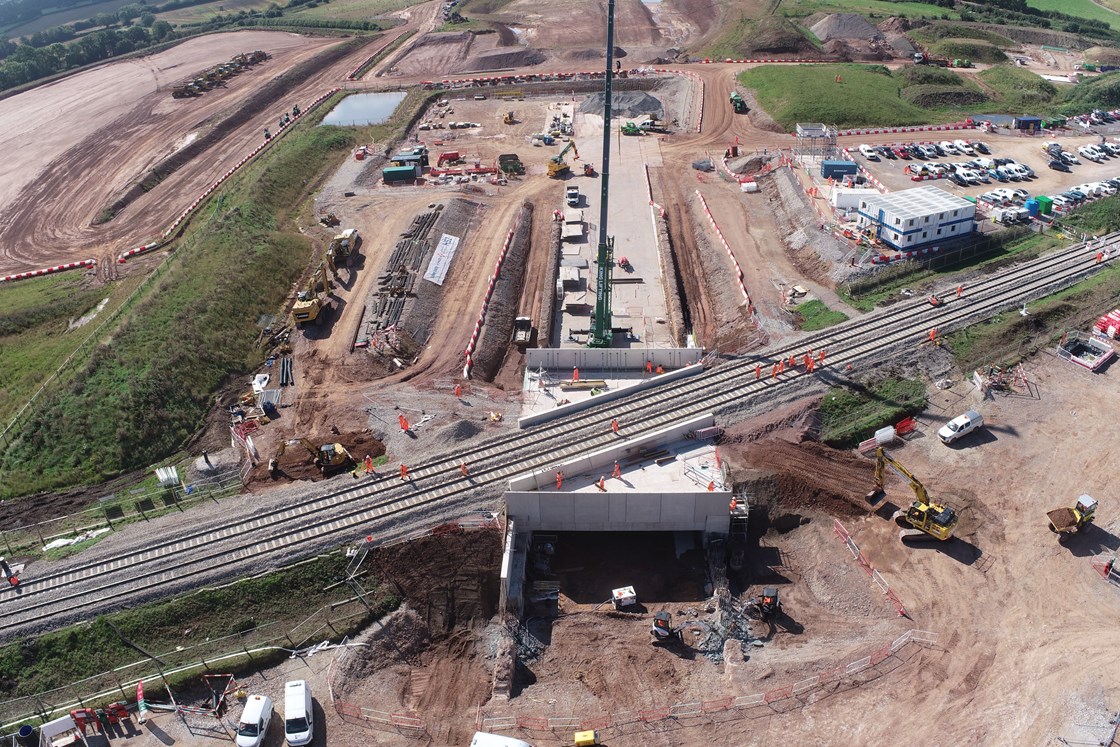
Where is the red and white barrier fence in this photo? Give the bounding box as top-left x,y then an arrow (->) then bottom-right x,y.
699,58 -> 826,64
117,87 -> 342,263
694,191 -> 764,331
833,519 -> 909,617
1,258 -> 97,284
869,243 -> 945,265
840,148 -> 889,194
837,121 -> 977,137
463,228 -> 516,379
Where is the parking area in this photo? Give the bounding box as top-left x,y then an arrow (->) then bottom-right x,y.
846,132 -> 1120,224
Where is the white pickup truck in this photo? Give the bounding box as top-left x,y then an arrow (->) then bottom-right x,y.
566,186 -> 580,206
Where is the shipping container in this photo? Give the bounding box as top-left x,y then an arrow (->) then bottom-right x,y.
383,164 -> 420,183
821,160 -> 858,179
1036,195 -> 1053,216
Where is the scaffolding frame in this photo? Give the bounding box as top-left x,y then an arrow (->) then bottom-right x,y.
793,123 -> 839,164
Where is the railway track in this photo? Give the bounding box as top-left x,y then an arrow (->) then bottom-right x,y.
2,231 -> 1116,639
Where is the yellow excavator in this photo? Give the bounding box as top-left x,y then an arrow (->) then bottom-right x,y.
269,438 -> 354,477
548,139 -> 580,178
292,263 -> 332,325
870,447 -> 959,542
503,111 -> 516,124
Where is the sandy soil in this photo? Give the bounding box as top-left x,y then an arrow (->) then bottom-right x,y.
0,25 -> 424,274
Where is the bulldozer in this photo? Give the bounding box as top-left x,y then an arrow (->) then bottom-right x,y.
291,263 -> 332,326
547,139 -> 579,178
620,122 -> 644,136
870,447 -> 959,542
171,84 -> 198,99
503,111 -> 516,125
1047,495 -> 1097,542
650,611 -> 713,645
269,438 -> 354,478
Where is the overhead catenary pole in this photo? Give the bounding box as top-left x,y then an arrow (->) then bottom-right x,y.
589,0 -> 616,348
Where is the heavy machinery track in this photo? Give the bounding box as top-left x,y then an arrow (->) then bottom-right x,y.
3,230 -> 1114,640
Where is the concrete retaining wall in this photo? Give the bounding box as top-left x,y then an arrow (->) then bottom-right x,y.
525,347 -> 701,371
506,490 -> 729,532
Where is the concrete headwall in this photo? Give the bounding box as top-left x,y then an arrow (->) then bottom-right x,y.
506,490 -> 729,532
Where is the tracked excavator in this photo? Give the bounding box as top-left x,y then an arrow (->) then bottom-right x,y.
269,438 -> 354,477
291,263 -> 332,325
870,447 -> 959,542
547,139 -> 580,178
650,611 -> 713,645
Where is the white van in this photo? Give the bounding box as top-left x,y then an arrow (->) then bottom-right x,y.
938,410 -> 984,444
284,680 -> 314,746
236,695 -> 273,747
859,144 -> 880,160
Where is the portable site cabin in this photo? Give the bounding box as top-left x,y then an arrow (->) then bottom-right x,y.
1011,116 -> 1043,133
39,715 -> 89,747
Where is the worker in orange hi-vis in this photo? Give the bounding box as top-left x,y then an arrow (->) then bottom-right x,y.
771,364 -> 779,379
611,418 -> 620,435
777,359 -> 785,374
597,476 -> 607,492
399,463 -> 409,481
460,462 -> 469,478
806,357 -> 815,373
398,414 -> 409,431
817,350 -> 826,363
755,364 -> 762,380
612,461 -> 622,479
708,481 -> 716,492
729,497 -> 737,511
573,366 -> 580,382
646,360 -> 653,375
555,471 -> 564,490
803,353 -> 812,368
929,328 -> 938,342
364,454 -> 374,474
956,285 -> 964,299
455,383 -> 462,399
655,364 -> 664,374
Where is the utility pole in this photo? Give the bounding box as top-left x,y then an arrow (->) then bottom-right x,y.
589,0 -> 616,348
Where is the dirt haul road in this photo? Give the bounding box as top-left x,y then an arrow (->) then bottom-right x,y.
0,27 -> 417,275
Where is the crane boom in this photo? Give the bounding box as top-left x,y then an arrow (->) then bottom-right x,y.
588,0 -> 616,348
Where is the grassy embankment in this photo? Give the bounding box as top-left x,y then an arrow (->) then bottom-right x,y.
793,299 -> 849,331
0,554 -> 395,704
740,61 -> 1120,130
819,378 -> 928,447
0,90 -> 427,501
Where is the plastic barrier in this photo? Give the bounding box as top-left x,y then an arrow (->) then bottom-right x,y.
462,228 -> 516,379
1,259 -> 96,284
836,121 -> 977,137
118,88 -> 342,263
833,519 -> 909,617
693,190 -> 752,309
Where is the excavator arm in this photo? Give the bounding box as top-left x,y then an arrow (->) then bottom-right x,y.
875,447 -> 929,506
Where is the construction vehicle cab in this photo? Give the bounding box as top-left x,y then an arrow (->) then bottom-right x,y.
730,91 -> 748,114
548,139 -> 579,178
872,447 -> 959,542
269,438 -> 354,477
292,264 -> 332,326
620,122 -> 643,136
650,610 -> 713,645
1047,495 -> 1097,541
503,111 -> 515,125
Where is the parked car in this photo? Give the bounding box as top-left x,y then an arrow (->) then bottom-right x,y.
878,146 -> 897,159
1064,190 -> 1087,202
938,410 -> 984,444
947,172 -> 968,186
974,141 -> 991,154
954,139 -> 976,155
907,144 -> 926,158
1051,194 -> 1072,209
1074,183 -> 1101,197
1078,145 -> 1105,163
1019,164 -> 1036,178
1060,151 -> 1080,165
1102,143 -> 1120,157
994,157 -> 1015,166
1049,159 -> 1071,172
989,168 -> 1009,182
859,144 -> 880,160
894,146 -> 911,159
1096,182 -> 1117,196
939,140 -> 959,154
978,193 -> 1005,206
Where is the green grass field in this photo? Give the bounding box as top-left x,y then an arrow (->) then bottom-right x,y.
978,65 -> 1059,111
738,64 -> 948,129
820,378 -> 927,448
287,0 -> 416,23
778,0 -> 958,20
1025,0 -> 1120,30
155,0 -> 275,25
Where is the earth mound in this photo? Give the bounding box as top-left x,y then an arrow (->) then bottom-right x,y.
579,90 -> 663,118
811,13 -> 881,42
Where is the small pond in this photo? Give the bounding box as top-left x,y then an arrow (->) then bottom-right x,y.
321,92 -> 407,126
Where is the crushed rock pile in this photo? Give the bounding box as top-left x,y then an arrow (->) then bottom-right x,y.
579,90 -> 664,119
810,13 -> 882,42
463,47 -> 546,71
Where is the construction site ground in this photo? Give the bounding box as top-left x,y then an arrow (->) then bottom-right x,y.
84,352 -> 1120,747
